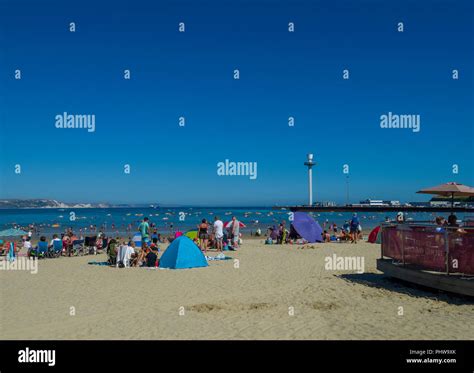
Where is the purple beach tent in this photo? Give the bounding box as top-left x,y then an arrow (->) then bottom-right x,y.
291,212 -> 323,243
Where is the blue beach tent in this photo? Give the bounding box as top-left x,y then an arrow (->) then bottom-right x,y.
159,236 -> 208,269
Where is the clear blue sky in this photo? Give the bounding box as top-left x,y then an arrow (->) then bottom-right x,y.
0,0 -> 472,206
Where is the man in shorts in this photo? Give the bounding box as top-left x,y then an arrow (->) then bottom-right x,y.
350,213 -> 359,244
231,216 -> 240,249
213,216 -> 224,252
138,217 -> 150,246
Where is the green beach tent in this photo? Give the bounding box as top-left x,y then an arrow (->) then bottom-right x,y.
375,229 -> 382,244
184,230 -> 198,240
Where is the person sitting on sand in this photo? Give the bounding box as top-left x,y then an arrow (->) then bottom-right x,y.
145,246 -> 158,267
49,234 -> 61,249
338,229 -> 348,241
128,241 -> 138,267
68,232 -> 79,255
25,237 -> 34,257
322,230 -> 331,242
137,242 -> 149,266
96,236 -> 104,252
62,234 -> 73,256
37,235 -> 47,249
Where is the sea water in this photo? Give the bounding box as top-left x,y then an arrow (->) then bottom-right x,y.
0,207 -> 462,237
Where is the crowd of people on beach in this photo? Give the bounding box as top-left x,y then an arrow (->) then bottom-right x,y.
265,213 -> 364,245
1,211 -> 470,262
7,215 -> 243,268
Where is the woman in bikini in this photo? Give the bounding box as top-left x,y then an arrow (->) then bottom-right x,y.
197,218 -> 209,252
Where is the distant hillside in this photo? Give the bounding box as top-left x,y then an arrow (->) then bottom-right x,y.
0,199 -> 159,209
0,199 -> 108,209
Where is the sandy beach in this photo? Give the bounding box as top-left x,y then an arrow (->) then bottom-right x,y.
1,238 -> 473,340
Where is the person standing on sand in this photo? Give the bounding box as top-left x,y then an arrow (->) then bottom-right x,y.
151,229 -> 158,244
198,219 -> 209,252
138,217 -> 150,245
278,220 -> 287,244
213,216 -> 224,252
350,213 -> 359,244
230,216 -> 240,249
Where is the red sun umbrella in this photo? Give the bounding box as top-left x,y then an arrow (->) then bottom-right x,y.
224,221 -> 246,228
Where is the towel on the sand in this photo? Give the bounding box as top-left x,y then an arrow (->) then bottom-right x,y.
205,254 -> 232,261
116,244 -> 134,267
88,261 -> 110,266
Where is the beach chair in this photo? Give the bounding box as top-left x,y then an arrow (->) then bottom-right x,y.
84,236 -> 97,255
49,240 -> 63,258
37,241 -> 48,258
72,239 -> 85,256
